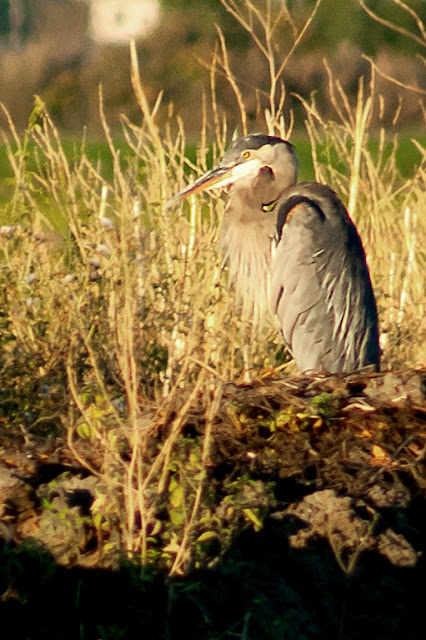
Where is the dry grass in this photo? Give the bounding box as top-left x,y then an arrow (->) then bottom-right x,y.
0,0 -> 425,575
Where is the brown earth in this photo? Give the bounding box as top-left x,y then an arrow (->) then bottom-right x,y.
1,368 -> 426,639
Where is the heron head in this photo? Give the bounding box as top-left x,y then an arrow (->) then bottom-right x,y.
168,134 -> 298,206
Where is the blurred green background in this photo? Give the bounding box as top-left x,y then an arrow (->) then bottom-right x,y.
0,0 -> 424,133
0,0 -> 424,187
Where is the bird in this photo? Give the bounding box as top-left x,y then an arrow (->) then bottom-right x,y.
169,134 -> 380,374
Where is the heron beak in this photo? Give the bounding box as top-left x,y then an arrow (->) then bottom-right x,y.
167,157 -> 261,207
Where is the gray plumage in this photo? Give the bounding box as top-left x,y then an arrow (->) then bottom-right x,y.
169,134 -> 380,374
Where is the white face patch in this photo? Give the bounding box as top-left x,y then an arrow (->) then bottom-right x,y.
205,157 -> 264,192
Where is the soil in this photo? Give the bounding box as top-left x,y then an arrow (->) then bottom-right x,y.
1,368 -> 426,639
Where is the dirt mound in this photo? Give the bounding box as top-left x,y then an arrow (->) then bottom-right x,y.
1,368 -> 425,638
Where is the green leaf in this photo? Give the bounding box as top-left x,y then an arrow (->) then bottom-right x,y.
169,509 -> 184,526
196,531 -> 217,543
243,508 -> 263,531
170,482 -> 184,508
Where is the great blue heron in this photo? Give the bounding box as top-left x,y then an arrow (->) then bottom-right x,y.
169,134 -> 380,374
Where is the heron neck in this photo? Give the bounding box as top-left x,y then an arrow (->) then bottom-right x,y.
220,209 -> 275,322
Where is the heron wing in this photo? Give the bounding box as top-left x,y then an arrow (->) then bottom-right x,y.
271,184 -> 379,373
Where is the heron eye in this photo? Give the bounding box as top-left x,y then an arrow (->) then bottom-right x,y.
262,201 -> 276,213
242,150 -> 251,159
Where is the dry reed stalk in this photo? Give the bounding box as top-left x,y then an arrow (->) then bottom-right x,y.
398,206 -> 418,325
169,382 -> 224,576
216,26 -> 248,136
347,78 -> 372,218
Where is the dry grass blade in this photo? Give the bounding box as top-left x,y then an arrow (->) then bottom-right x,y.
169,383 -> 224,576
348,78 -> 372,217
220,0 -> 322,133
363,55 -> 426,96
215,26 -> 248,136
358,0 -> 426,49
